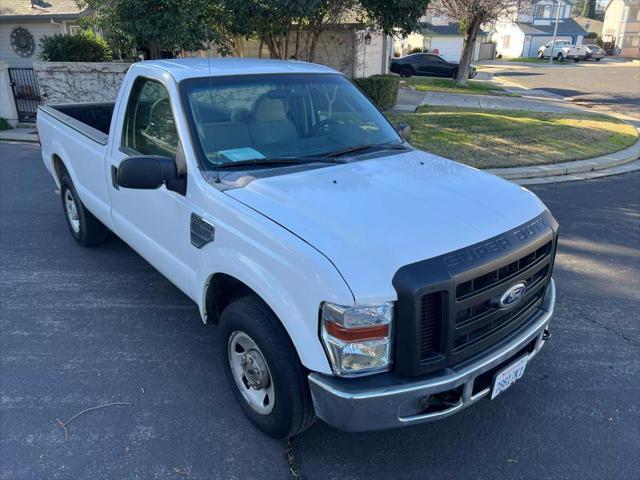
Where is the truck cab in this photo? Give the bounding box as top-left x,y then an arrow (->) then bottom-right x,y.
37,58 -> 558,438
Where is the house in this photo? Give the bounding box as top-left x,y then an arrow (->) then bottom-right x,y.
394,10 -> 494,62
492,0 -> 589,58
602,0 -> 640,57
0,0 -> 85,67
574,15 -> 604,36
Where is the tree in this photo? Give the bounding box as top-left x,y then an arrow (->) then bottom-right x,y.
582,0 -> 596,18
77,0 -> 212,59
431,0 -> 533,86
219,0 -> 430,62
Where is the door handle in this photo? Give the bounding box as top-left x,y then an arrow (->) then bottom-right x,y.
111,165 -> 119,190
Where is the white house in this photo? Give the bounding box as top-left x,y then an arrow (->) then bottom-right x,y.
0,0 -> 84,67
394,10 -> 493,62
602,0 -> 640,58
492,0 -> 588,58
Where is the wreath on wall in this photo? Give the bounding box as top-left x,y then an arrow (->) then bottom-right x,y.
11,27 -> 35,57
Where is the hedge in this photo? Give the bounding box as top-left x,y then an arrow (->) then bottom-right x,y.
354,74 -> 400,111
39,31 -> 112,62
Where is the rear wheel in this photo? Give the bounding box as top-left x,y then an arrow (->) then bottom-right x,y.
60,175 -> 108,246
556,52 -> 564,62
219,296 -> 315,438
596,58 -> 601,61
400,65 -> 414,78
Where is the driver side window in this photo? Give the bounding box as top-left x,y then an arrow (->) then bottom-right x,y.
122,78 -> 179,159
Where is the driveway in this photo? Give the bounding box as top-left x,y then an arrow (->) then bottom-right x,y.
486,61 -> 640,122
1,142 -> 639,479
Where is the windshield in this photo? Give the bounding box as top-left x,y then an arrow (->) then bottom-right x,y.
180,73 -> 402,169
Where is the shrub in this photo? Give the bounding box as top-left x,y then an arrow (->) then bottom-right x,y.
408,47 -> 428,54
0,118 -> 10,131
353,74 -> 400,111
39,31 -> 112,62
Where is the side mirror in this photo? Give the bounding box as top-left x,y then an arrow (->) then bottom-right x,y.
117,155 -> 185,195
395,123 -> 411,142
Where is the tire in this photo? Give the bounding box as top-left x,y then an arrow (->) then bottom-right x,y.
573,58 -> 580,62
60,175 -> 108,246
219,296 -> 315,439
451,70 -> 458,79
400,65 -> 413,78
596,58 -> 601,61
538,51 -> 544,59
556,52 -> 564,62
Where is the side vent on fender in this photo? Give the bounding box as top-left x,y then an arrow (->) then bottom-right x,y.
190,213 -> 215,249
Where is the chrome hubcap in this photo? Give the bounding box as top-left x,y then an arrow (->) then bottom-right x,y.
228,331 -> 275,415
64,190 -> 80,233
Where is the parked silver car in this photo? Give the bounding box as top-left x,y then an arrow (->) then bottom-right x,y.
582,44 -> 606,61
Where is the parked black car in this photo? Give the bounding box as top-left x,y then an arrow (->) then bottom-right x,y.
390,53 -> 477,79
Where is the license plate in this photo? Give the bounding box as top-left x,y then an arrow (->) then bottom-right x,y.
491,355 -> 529,400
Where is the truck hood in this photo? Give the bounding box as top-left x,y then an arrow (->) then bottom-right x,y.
225,150 -> 547,303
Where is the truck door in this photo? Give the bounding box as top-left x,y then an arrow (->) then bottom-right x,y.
106,76 -> 193,295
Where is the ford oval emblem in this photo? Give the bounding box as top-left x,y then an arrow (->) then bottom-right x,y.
499,283 -> 527,308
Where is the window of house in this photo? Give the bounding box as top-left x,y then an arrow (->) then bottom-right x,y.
68,25 -> 81,35
627,6 -> 640,22
122,78 -> 179,159
503,35 -> 511,49
622,34 -> 639,48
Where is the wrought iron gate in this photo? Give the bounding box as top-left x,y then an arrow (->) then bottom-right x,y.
8,67 -> 41,123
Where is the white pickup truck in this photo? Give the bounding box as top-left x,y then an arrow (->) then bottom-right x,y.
37,58 -> 558,438
537,40 -> 582,62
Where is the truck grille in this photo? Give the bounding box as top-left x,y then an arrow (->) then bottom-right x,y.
393,212 -> 559,377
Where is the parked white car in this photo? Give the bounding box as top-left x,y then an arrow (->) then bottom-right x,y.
37,58 -> 558,438
538,40 -> 581,61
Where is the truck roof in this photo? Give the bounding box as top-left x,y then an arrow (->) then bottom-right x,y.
139,58 -> 340,82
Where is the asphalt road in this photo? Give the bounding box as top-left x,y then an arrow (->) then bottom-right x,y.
490,61 -> 640,121
1,142 -> 639,480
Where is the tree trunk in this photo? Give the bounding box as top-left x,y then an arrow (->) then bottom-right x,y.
258,39 -> 264,58
308,28 -> 322,62
294,24 -> 300,59
148,40 -> 161,60
455,18 -> 481,86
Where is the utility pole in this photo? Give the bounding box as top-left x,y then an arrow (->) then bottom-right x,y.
549,0 -> 562,63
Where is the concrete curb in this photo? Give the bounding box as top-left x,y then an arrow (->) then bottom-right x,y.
485,138 -> 640,180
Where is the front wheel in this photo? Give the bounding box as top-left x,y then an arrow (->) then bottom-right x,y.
219,296 -> 315,438
400,65 -> 414,78
60,175 -> 108,246
538,51 -> 544,59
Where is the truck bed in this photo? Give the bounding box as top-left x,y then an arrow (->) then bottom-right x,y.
38,103 -> 115,146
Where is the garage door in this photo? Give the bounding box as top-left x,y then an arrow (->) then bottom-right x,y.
431,37 -> 463,62
528,36 -> 572,57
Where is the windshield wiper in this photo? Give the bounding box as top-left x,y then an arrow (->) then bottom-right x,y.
214,157 -> 345,169
326,142 -> 409,158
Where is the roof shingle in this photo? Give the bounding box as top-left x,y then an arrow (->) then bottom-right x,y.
0,0 -> 83,17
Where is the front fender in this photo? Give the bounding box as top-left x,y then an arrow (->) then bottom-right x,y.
192,185 -> 354,374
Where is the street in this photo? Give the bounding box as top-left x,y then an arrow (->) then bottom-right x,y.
1,142 -> 639,479
487,61 -> 640,122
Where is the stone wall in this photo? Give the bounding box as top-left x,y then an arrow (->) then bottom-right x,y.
33,61 -> 131,105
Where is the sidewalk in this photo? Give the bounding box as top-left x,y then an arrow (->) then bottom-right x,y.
0,127 -> 38,143
393,85 -> 597,115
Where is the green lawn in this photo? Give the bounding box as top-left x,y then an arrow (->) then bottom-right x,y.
386,106 -> 638,169
403,77 -> 513,96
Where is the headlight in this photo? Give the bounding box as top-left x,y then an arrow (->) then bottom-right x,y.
320,302 -> 393,376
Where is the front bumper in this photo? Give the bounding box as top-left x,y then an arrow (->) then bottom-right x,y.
308,279 -> 556,432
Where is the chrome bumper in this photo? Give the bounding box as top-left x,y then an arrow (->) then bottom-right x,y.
308,279 -> 556,432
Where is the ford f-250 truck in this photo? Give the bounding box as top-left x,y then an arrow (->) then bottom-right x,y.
37,58 -> 558,439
